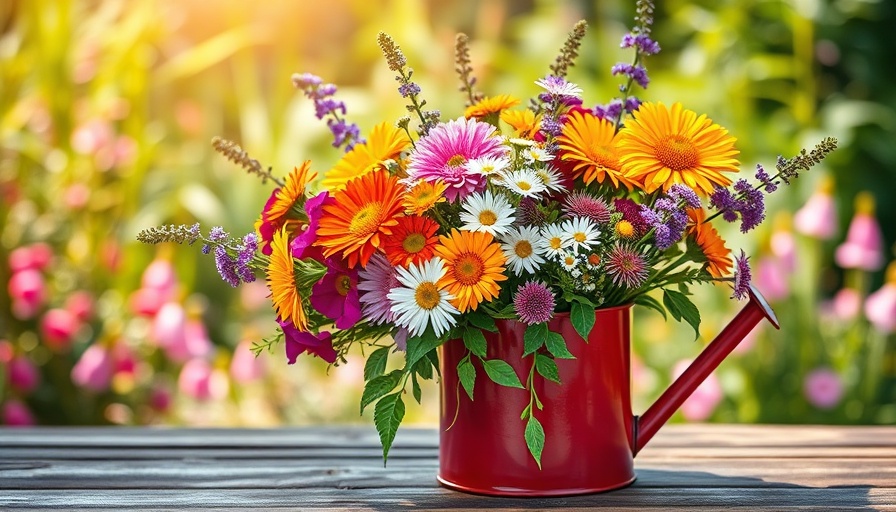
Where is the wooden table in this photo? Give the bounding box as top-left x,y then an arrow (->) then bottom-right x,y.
0,424 -> 893,510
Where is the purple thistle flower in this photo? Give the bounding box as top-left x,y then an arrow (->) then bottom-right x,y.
214,246 -> 240,288
709,187 -> 739,222
755,164 -> 777,193
514,281 -> 556,325
732,250 -> 752,300
565,192 -> 611,224
733,179 -> 766,233
668,184 -> 701,209
605,244 -> 650,289
653,224 -> 674,250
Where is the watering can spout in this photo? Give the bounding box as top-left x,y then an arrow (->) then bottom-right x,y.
633,284 -> 779,455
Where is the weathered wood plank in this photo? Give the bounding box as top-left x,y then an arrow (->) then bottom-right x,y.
0,487 -> 893,510
0,459 -> 893,490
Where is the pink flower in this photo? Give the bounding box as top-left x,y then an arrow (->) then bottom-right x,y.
672,360 -> 723,421
184,318 -> 214,361
141,258 -> 178,299
832,288 -> 862,321
149,384 -> 173,411
770,222 -> 796,273
151,302 -> 189,362
407,117 -> 507,202
280,320 -> 337,364
178,358 -> 229,401
230,340 -> 266,384
7,355 -> 40,394
2,399 -> 35,426
289,191 -> 330,261
8,243 -> 53,272
357,253 -> 399,325
513,281 -> 556,325
865,263 -> 896,333
129,287 -> 166,317
754,256 -> 788,302
65,291 -> 94,322
835,192 -> 884,271
793,178 -> 837,240
71,344 -> 113,392
8,269 -> 47,319
40,308 -> 79,351
803,367 -> 843,409
311,260 -> 361,330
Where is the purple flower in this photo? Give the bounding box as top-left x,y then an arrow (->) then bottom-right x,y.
732,250 -> 752,300
611,63 -> 650,89
214,246 -> 240,287
605,244 -> 649,289
594,99 -> 624,121
235,232 -> 258,283
310,259 -> 362,330
280,320 -> 337,364
615,198 -> 649,234
209,226 -> 227,242
668,184 -> 701,209
291,72 -> 323,89
565,192 -> 611,224
754,164 -> 777,193
513,281 -> 556,325
291,191 -> 331,260
398,82 -> 421,98
733,179 -> 766,233
621,33 -> 661,55
540,118 -> 563,136
625,96 -> 642,113
357,253 -> 399,325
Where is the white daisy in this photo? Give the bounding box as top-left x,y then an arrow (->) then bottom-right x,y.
521,145 -> 554,163
500,226 -> 546,276
559,251 -> 579,271
466,156 -> 511,177
387,257 -> 459,338
537,223 -> 571,260
534,165 -> 566,193
562,217 -> 601,253
498,168 -> 548,199
459,190 -> 516,236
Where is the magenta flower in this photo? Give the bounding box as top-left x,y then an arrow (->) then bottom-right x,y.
834,192 -> 884,271
803,367 -> 843,409
605,244 -> 649,289
40,308 -> 79,352
513,281 -> 556,325
731,250 -> 752,300
7,355 -> 40,394
564,191 -> 611,224
311,259 -> 361,330
407,117 -> 506,202
71,344 -> 114,392
672,359 -> 722,421
291,191 -> 331,261
280,320 -> 337,364
7,269 -> 46,320
151,302 -> 189,362
8,242 -> 52,273
357,253 -> 399,325
793,179 -> 837,240
2,399 -> 35,426
865,263 -> 896,333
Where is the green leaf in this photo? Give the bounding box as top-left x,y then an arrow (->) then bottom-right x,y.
405,330 -> 442,371
663,289 -> 702,340
520,403 -> 531,420
364,346 -> 390,381
462,327 -> 487,358
467,311 -> 498,332
535,354 -> 560,384
373,392 -> 405,464
425,348 -> 441,377
523,323 -> 547,356
457,357 -> 476,401
524,415 -> 546,469
545,331 -> 575,359
414,355 -> 433,380
481,359 -> 524,388
411,373 -> 422,404
360,370 -> 402,414
634,293 -> 667,320
570,301 -> 595,341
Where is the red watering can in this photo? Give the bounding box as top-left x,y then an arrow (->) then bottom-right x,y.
438,284 -> 779,496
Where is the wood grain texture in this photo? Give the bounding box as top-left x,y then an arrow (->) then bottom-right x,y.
0,424 -> 893,510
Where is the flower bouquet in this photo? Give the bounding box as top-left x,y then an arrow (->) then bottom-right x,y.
139,1 -> 836,473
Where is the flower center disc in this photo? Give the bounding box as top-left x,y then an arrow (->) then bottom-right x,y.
573,232 -> 587,243
402,233 -> 427,254
478,210 -> 498,226
616,220 -> 635,238
335,274 -> 352,296
587,143 -> 619,168
414,282 -> 441,310
655,134 -> 699,171
447,154 -> 467,167
454,254 -> 485,286
549,237 -> 563,250
349,202 -> 384,237
514,240 -> 533,258
516,181 -> 532,191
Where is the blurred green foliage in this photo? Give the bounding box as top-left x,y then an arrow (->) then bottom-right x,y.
1,0 -> 893,427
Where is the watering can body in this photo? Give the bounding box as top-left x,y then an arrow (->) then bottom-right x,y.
438,285 -> 778,496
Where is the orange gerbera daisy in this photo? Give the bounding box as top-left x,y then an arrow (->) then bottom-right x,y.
255,161 -> 317,254
402,180 -> 448,215
315,170 -> 404,268
382,215 -> 440,267
687,208 -> 733,278
617,102 -> 740,196
266,226 -> 307,330
500,109 -> 541,138
464,94 -> 521,120
321,122 -> 411,191
556,111 -> 641,190
434,229 -> 507,312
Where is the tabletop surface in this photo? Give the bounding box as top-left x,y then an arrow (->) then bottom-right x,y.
0,424 -> 893,511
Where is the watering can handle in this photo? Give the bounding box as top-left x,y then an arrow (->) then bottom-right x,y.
633,284 -> 780,455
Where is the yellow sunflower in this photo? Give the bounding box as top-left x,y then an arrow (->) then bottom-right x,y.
617,102 -> 740,195
266,226 -> 307,330
464,94 -> 521,120
687,208 -> 733,278
402,179 -> 448,215
556,111 -> 641,190
434,229 -> 507,313
500,109 -> 541,138
315,170 -> 405,268
321,122 -> 412,191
